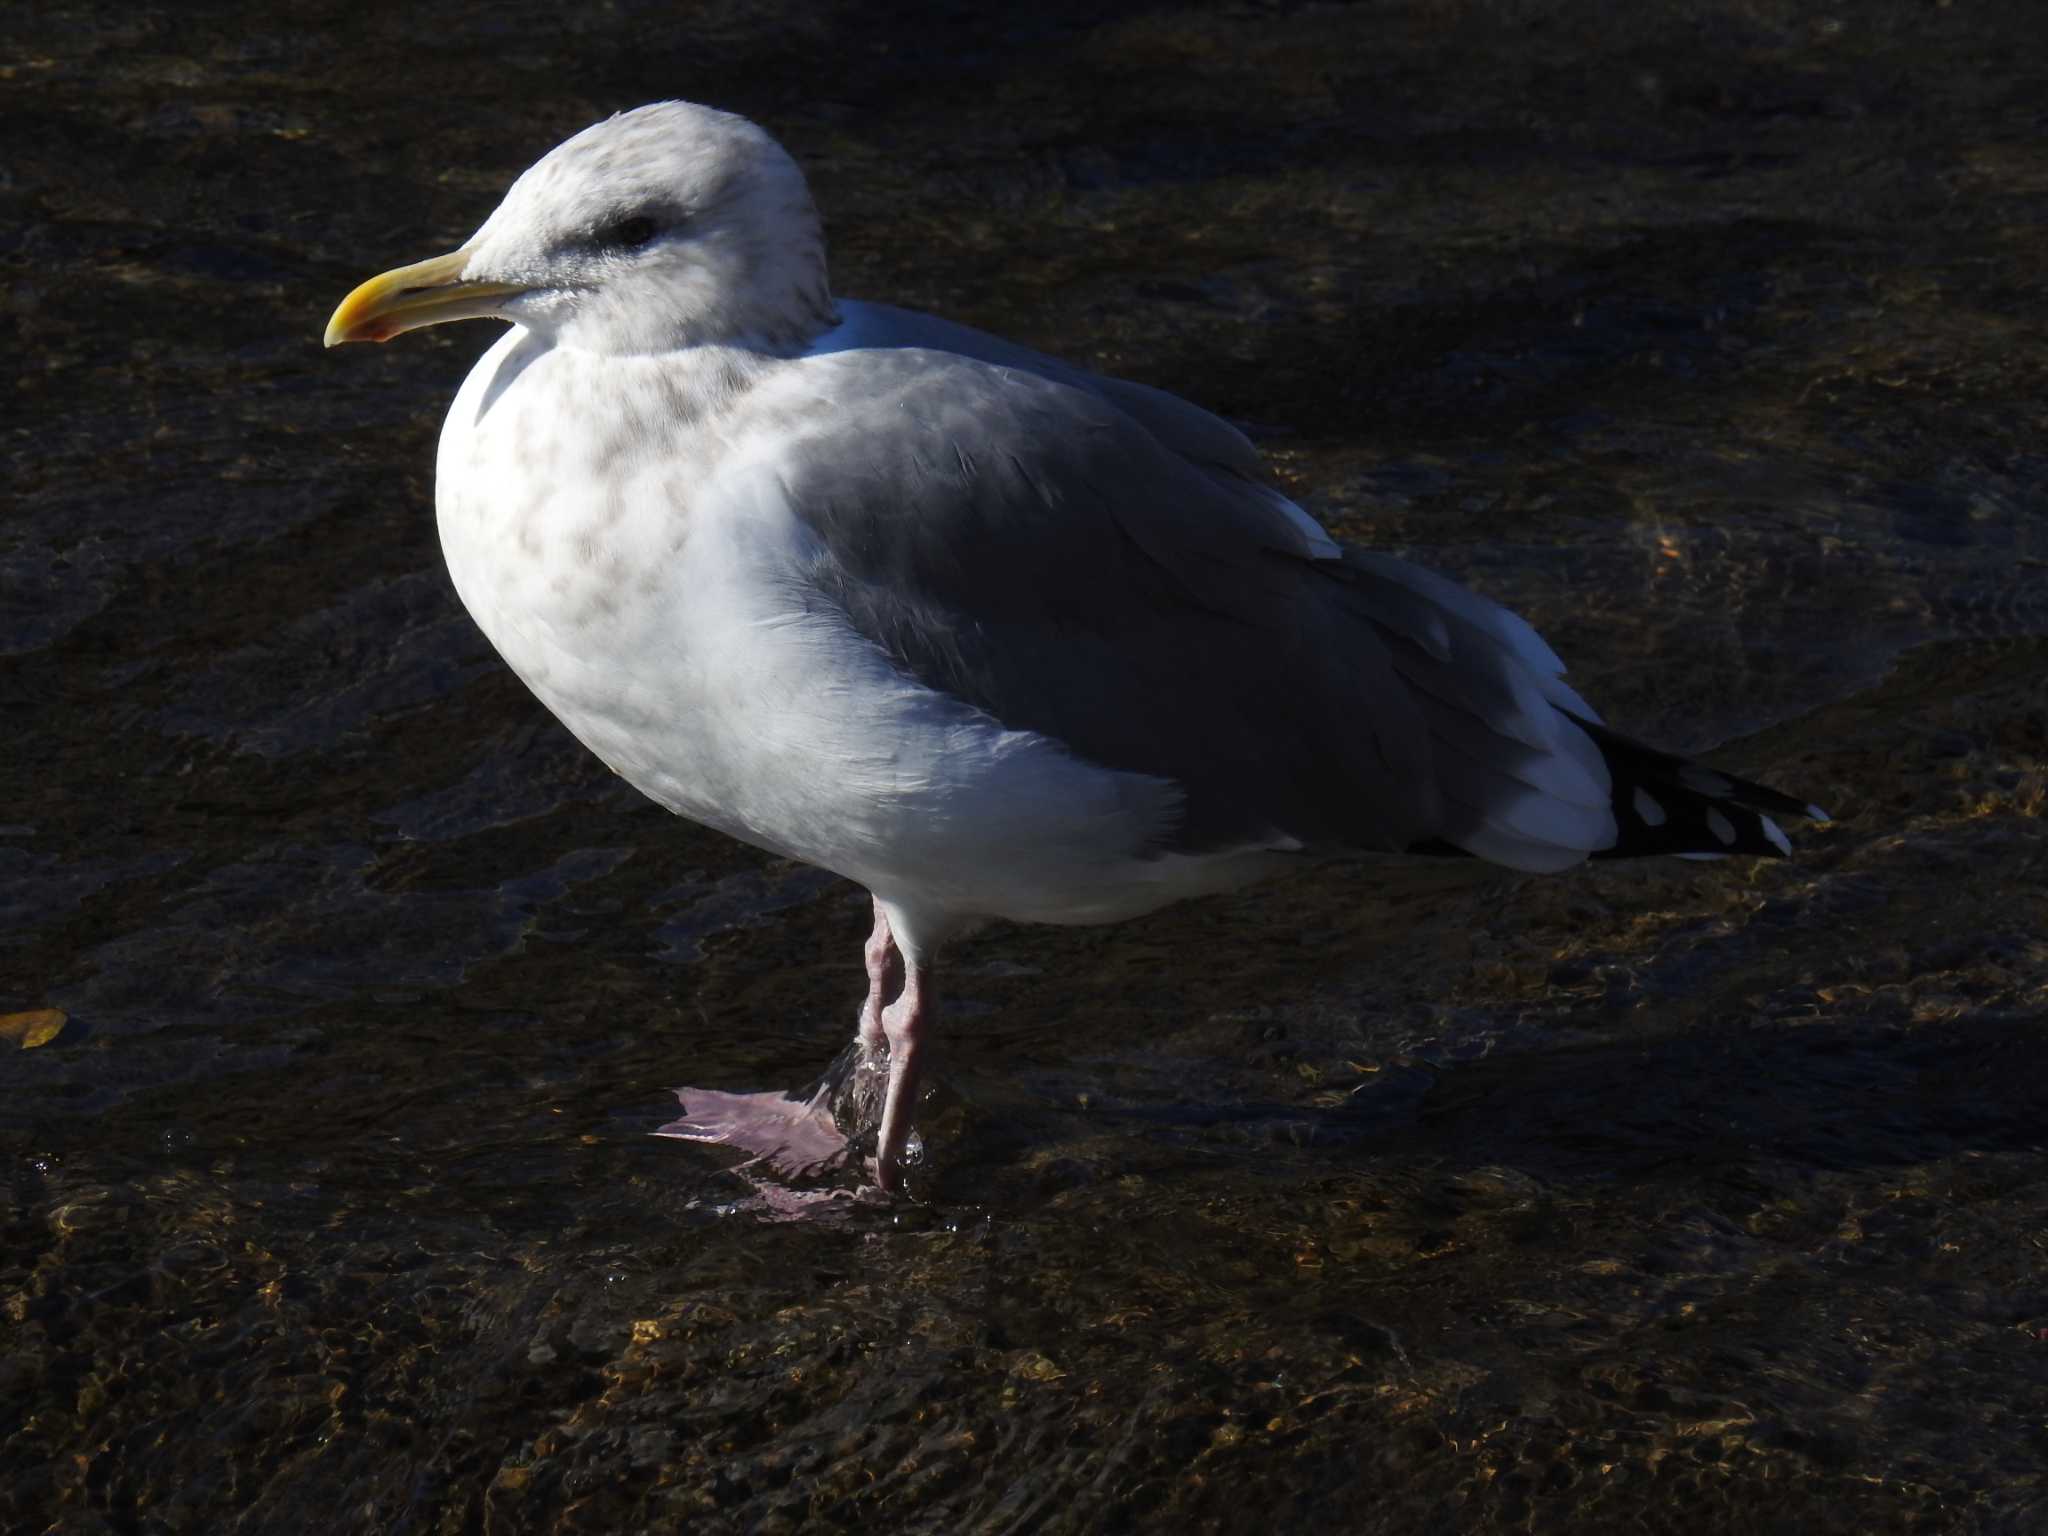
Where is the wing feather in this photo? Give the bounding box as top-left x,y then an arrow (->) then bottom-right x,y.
710,336 -> 1802,875
727,347 -> 1435,855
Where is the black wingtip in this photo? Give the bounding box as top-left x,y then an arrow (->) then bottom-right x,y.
1567,715 -> 1825,862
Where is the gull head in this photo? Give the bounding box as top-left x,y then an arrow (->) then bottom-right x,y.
326,101 -> 835,356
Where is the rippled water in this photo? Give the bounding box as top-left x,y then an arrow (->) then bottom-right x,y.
6,2 -> 2048,1531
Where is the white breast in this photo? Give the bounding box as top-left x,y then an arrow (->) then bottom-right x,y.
430,331 -> 1264,942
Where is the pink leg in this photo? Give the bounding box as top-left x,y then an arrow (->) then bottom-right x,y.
659,894 -> 934,1198
858,896 -> 900,1058
872,958 -> 932,1193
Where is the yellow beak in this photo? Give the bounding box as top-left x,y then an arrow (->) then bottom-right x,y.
323,248 -> 529,347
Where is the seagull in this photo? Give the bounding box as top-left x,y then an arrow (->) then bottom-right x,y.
325,101 -> 1828,1192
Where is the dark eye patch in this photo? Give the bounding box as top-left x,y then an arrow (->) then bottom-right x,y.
595,214 -> 660,249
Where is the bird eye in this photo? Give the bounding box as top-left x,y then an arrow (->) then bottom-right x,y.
596,215 -> 660,249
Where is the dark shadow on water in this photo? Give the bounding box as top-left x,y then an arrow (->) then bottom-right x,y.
1402,1015 -> 2048,1181
1135,217 -> 1860,442
925,1013 -> 2048,1211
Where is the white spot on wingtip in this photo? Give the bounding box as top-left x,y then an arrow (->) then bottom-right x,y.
1804,803 -> 1832,823
1706,809 -> 1737,846
1761,814 -> 1792,856
1631,787 -> 1667,827
1674,851 -> 1726,862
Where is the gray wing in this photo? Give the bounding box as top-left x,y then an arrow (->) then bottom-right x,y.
814,301 -> 1285,486
744,342 -> 1627,867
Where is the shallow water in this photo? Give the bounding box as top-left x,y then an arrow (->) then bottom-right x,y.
6,1 -> 2048,1530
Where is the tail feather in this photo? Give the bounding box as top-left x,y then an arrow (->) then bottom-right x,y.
1342,549 -> 1828,869
1567,713 -> 1829,862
